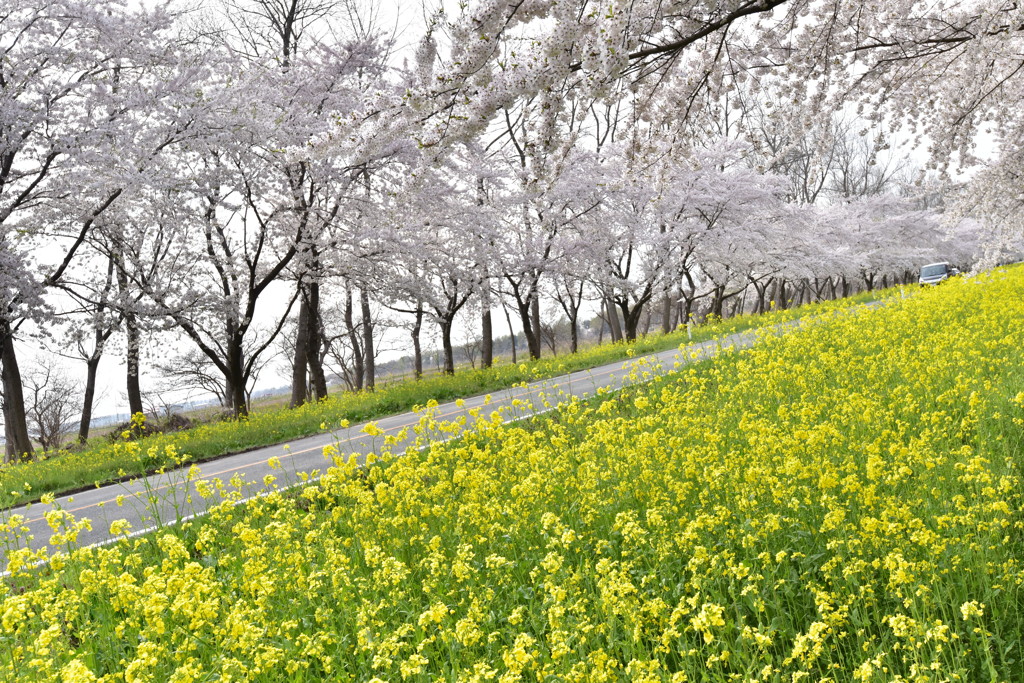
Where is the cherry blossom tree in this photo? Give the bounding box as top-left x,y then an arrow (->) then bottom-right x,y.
47,251 -> 122,443
1,229 -> 42,460
583,135 -> 785,336
126,68 -> 299,417
404,1 -> 1022,247
378,149 -> 485,375
488,90 -> 602,359
0,0 -> 188,458
195,0 -> 392,406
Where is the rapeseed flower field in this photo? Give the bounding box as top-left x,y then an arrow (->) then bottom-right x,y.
0,288 -> 886,511
2,269 -> 1022,681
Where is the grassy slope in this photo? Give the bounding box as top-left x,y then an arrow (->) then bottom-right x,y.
0,289 -> 890,509
2,270 -> 1021,681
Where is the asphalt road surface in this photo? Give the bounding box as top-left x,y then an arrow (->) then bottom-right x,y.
1,320 -> 808,571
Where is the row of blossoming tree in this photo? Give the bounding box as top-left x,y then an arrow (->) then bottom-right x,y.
1,0 -> 1017,459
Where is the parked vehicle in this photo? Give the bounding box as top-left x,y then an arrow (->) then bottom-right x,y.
919,261 -> 959,285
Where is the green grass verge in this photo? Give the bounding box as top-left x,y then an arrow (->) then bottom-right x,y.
0,288 -> 895,509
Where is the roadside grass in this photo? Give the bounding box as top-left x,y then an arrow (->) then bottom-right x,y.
2,270 -> 1021,680
0,287 -> 895,509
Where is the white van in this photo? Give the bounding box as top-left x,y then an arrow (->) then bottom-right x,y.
918,262 -> 959,285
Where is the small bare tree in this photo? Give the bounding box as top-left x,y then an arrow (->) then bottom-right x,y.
156,335 -> 276,413
321,292 -> 394,392
25,367 -> 82,452
460,328 -> 481,370
539,321 -> 559,357
156,349 -> 228,408
142,388 -> 181,423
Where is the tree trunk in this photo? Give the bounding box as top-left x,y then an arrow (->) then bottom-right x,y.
502,304 -> 517,364
116,254 -> 145,418
361,288 -> 375,390
290,286 -> 311,408
226,339 -> 247,417
1,321 -> 34,461
481,309 -> 493,369
617,300 -> 646,342
605,298 -> 623,342
304,281 -> 328,401
567,310 -> 579,354
752,280 -> 767,314
622,313 -> 639,341
125,312 -> 144,417
440,320 -> 455,375
344,289 -> 363,391
506,277 -> 542,361
411,303 -> 424,379
863,271 -> 876,291
78,355 -> 102,444
4,413 -> 14,462
515,297 -> 541,361
530,296 -> 541,359
709,286 -> 725,318
661,291 -> 673,334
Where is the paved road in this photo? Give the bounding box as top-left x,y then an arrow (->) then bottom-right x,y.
0,321 -> 801,570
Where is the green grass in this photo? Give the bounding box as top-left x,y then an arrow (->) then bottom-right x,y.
0,288 -> 895,509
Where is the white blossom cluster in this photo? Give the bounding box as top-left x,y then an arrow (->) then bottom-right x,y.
0,0 -> 1006,446
393,0 -> 1023,247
